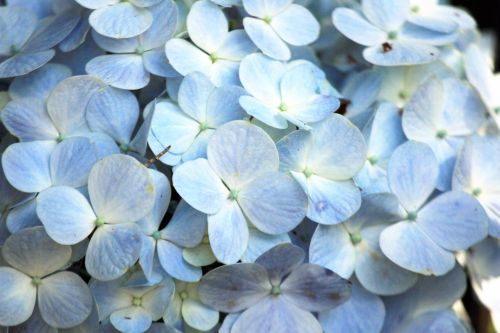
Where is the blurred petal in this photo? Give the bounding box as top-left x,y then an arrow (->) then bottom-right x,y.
362,0 -> 410,31
0,267 -> 37,326
332,8 -> 385,46
271,5 -> 319,46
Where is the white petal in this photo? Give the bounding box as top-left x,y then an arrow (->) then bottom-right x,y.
89,3 -> 152,38
110,307 -> 152,333
271,5 -> 319,46
242,0 -> 292,18
362,0 -> 410,31
217,30 -> 257,61
0,51 -> 55,79
182,299 -> 219,332
157,240 -> 202,282
187,0 -> 228,53
208,200 -> 249,264
242,228 -> 290,263
165,39 -> 212,77
363,41 -> 439,66
37,272 -> 93,329
239,96 -> 288,129
0,267 -> 37,326
86,54 -> 149,90
178,72 -> 215,122
243,17 -> 291,60
332,8 -> 385,46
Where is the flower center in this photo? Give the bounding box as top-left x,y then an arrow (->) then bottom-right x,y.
152,231 -> 161,240
303,167 -> 313,178
229,190 -> 239,200
31,276 -> 42,286
202,235 -> 210,244
271,286 -> 281,295
180,291 -> 188,300
263,16 -> 272,24
350,232 -> 362,245
95,217 -> 106,227
132,297 -> 142,307
199,122 -> 209,131
209,53 -> 218,63
135,45 -> 145,55
387,31 -> 398,40
278,103 -> 288,112
494,107 -> 500,115
472,188 -> 482,197
120,143 -> 129,152
407,211 -> 418,221
56,134 -> 64,143
367,156 -> 378,166
436,129 -> 447,139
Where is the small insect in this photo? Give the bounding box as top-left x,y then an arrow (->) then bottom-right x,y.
144,145 -> 172,168
382,42 -> 393,53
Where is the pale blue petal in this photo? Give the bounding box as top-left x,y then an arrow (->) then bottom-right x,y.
91,30 -> 138,53
1,141 -> 55,193
207,120 -> 279,188
182,298 -> 219,332
379,221 -> 455,275
242,228 -> 290,263
6,197 -> 40,233
9,63 -> 71,100
0,7 -> 37,55
319,281 -> 385,333
0,50 -> 55,79
231,296 -> 323,333
87,86 -> 139,145
165,39 -> 212,77
239,172 -> 307,234
139,0 -> 177,48
363,41 -> 439,66
86,54 -> 149,90
401,310 -> 468,333
138,169 -> 171,234
183,243 -> 217,267
88,154 -> 155,223
139,236 -> 156,280
309,224 -> 355,279
341,69 -> 383,120
242,0 -> 291,18
387,141 -> 438,212
130,0 -> 163,7
50,137 -> 97,187
110,307 -> 152,333
161,200 -> 206,248
243,18 -> 290,61
58,11 -> 91,53
187,0 -> 228,53
178,72 -> 215,122
207,200 -> 249,264
205,86 -> 247,127
239,53 -> 284,104
239,96 -> 288,129
400,23 -> 458,46
37,271 -> 93,329
0,267 -> 37,326
142,279 -> 175,319
271,5 -> 319,46
157,240 -> 202,282
128,105 -> 155,156
89,3 -> 152,38
143,49 -> 177,77
362,0 -> 410,31
280,63 -> 320,104
217,30 -> 257,61
85,132 -> 120,159
198,263 -> 271,313
85,223 -> 142,281
1,98 -> 59,141
8,307 -> 56,333
346,192 -> 405,231
255,243 -> 304,285
89,279 -> 131,320
37,186 -> 96,245
417,191 -> 488,251
173,158 -> 228,214
332,8 -> 385,46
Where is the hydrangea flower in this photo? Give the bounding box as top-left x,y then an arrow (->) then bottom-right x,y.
239,54 -> 340,129
354,102 -> 405,194
310,193 -> 418,295
0,6 -> 79,78
90,275 -> 174,333
138,170 -> 206,282
75,0 -> 163,39
198,243 -> 351,333
163,280 -> 219,332
241,0 -> 320,61
332,0 -> 458,66
402,77 -> 487,190
166,0 -> 257,86
453,136 -> 500,237
173,120 -> 307,263
86,0 -> 178,90
148,72 -> 246,166
36,154 -> 155,280
379,141 -> 489,276
277,114 -> 366,224
0,227 -> 93,328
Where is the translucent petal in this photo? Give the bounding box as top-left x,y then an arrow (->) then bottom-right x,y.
37,271 -> 93,329
417,191 -> 488,251
207,120 -> 279,189
239,172 -> 307,234
231,296 -> 323,333
363,41 -> 439,66
86,86 -> 139,144
178,72 -> 215,122
187,0 -> 228,53
1,141 -> 55,193
157,240 -> 202,282
9,63 -> 71,100
50,137 -> 97,187
271,5 -> 319,46
255,243 -> 304,286
85,54 -> 149,90
36,186 -> 96,245
243,17 -> 290,61
46,76 -> 105,136
88,154 -> 155,223
198,263 -> 271,313
110,307 -> 152,333
0,50 -> 55,79
309,224 -> 355,279
172,158 -> 228,215
165,39 -> 212,77
332,8 -> 386,46
2,226 -> 71,277
207,200 -> 249,264
182,299 -> 219,331
319,281 -> 385,333
0,267 -> 37,326
379,221 -> 455,276
216,30 -> 257,61
362,0 -> 410,31
387,141 -> 438,212
1,98 -> 59,141
89,3 -> 152,39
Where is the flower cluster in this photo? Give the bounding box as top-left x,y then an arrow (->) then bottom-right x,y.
0,0 -> 499,332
